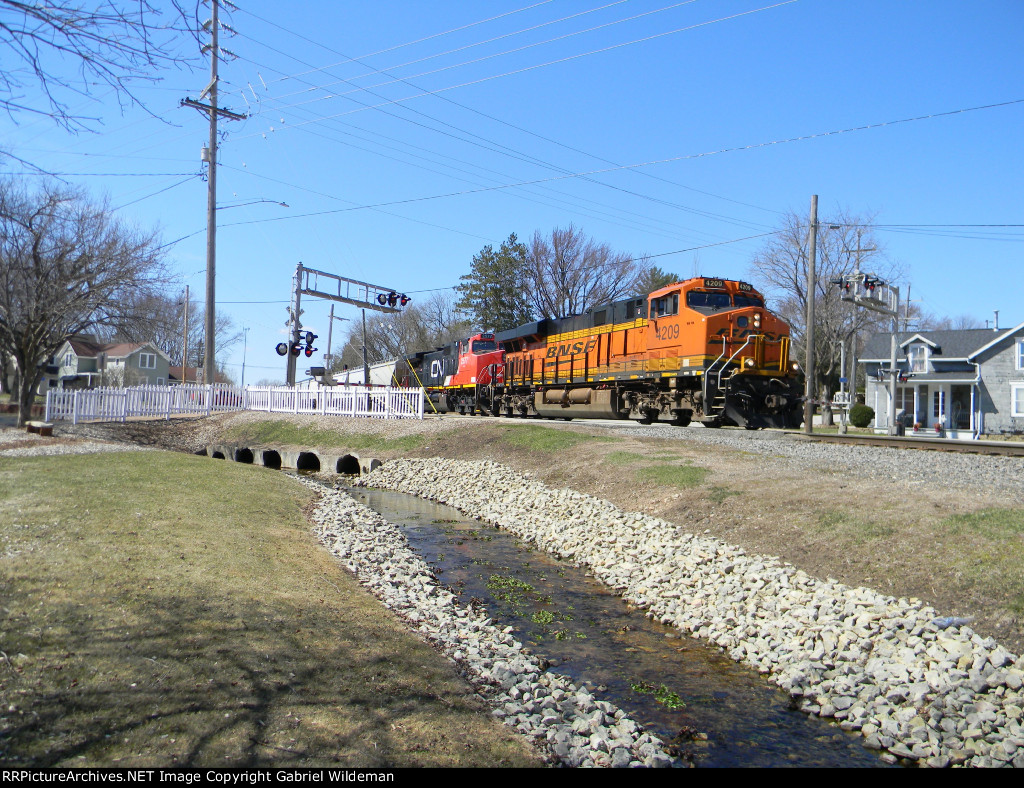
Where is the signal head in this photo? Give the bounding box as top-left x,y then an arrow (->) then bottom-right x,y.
290,342 -> 301,357
387,291 -> 398,307
304,346 -> 314,358
400,293 -> 410,307
304,331 -> 317,345
275,342 -> 289,357
377,293 -> 388,306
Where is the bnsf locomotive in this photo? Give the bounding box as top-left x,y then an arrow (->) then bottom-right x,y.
412,277 -> 803,429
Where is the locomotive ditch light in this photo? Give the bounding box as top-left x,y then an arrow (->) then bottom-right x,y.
790,361 -> 800,372
275,342 -> 289,356
744,358 -> 756,368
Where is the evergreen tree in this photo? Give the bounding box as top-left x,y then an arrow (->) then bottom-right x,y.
455,233 -> 533,332
633,265 -> 681,297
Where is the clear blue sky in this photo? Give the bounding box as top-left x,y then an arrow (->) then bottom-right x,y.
4,0 -> 1022,384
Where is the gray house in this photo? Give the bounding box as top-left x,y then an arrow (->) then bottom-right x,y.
860,323 -> 1024,439
52,337 -> 171,389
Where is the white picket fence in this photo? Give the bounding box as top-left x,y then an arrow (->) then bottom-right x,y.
45,382 -> 424,424
245,384 -> 424,420
45,384 -> 244,424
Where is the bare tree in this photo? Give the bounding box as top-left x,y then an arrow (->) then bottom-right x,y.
527,225 -> 644,318
748,209 -> 903,408
918,312 -> 984,331
0,1 -> 196,138
108,288 -> 240,370
0,179 -> 167,424
332,292 -> 472,376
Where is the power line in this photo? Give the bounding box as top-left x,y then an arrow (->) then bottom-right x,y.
217,96 -> 1024,230
258,0 -> 656,102
241,1 -> 559,83
236,5 -> 779,218
252,1 -> 787,121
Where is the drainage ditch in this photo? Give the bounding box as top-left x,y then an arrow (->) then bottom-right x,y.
345,484 -> 885,768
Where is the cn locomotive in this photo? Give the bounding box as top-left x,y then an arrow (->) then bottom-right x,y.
411,277 -> 804,429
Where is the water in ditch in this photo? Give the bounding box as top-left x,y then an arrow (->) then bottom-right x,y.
345,485 -> 886,768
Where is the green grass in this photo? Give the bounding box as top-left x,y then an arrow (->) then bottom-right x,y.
0,452 -> 537,768
939,509 -> 1024,614
604,451 -> 649,466
498,424 -> 607,452
815,510 -> 895,543
222,420 -> 424,452
707,486 -> 741,504
636,463 -> 709,488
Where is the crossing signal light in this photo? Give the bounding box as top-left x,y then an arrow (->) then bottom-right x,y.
387,291 -> 398,307
304,331 -> 317,345
400,293 -> 410,306
304,346 -> 315,358
275,342 -> 289,357
290,342 -> 301,357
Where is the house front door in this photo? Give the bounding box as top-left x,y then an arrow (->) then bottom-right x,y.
950,385 -> 972,430
917,384 -> 929,428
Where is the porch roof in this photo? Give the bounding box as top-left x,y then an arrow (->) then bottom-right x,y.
894,372 -> 979,384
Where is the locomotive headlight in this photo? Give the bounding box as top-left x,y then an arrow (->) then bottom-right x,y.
753,313 -> 762,328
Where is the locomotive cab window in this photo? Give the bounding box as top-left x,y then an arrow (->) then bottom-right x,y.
472,339 -> 497,353
651,293 -> 679,318
686,290 -> 732,311
733,294 -> 765,308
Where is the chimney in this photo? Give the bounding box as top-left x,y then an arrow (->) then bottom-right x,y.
994,310 -> 1000,332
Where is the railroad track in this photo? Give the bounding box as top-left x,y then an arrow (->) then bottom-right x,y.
791,432 -> 1024,457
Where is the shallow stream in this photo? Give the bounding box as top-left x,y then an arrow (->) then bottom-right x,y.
346,485 -> 885,768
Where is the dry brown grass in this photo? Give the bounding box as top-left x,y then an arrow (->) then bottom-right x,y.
0,451 -> 540,768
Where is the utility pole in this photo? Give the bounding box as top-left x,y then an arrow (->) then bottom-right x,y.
803,195 -> 818,434
286,262 -> 304,387
240,326 -> 248,389
181,284 -> 189,382
182,0 -> 246,388
362,309 -> 370,385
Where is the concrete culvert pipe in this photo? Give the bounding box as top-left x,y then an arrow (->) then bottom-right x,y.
194,448 -> 208,457
297,452 -> 321,472
211,450 -> 226,459
234,448 -> 254,464
262,450 -> 282,470
337,454 -> 361,475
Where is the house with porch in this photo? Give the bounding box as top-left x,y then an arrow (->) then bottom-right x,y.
860,323 -> 1024,439
53,336 -> 171,389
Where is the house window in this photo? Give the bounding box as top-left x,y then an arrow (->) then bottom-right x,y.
1016,339 -> 1024,370
64,353 -> 74,367
1012,383 -> 1024,418
139,353 -> 156,369
896,387 -> 913,411
933,390 -> 945,420
908,344 -> 929,373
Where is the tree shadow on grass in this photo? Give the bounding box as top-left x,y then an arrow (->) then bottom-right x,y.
0,579 -> 531,768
